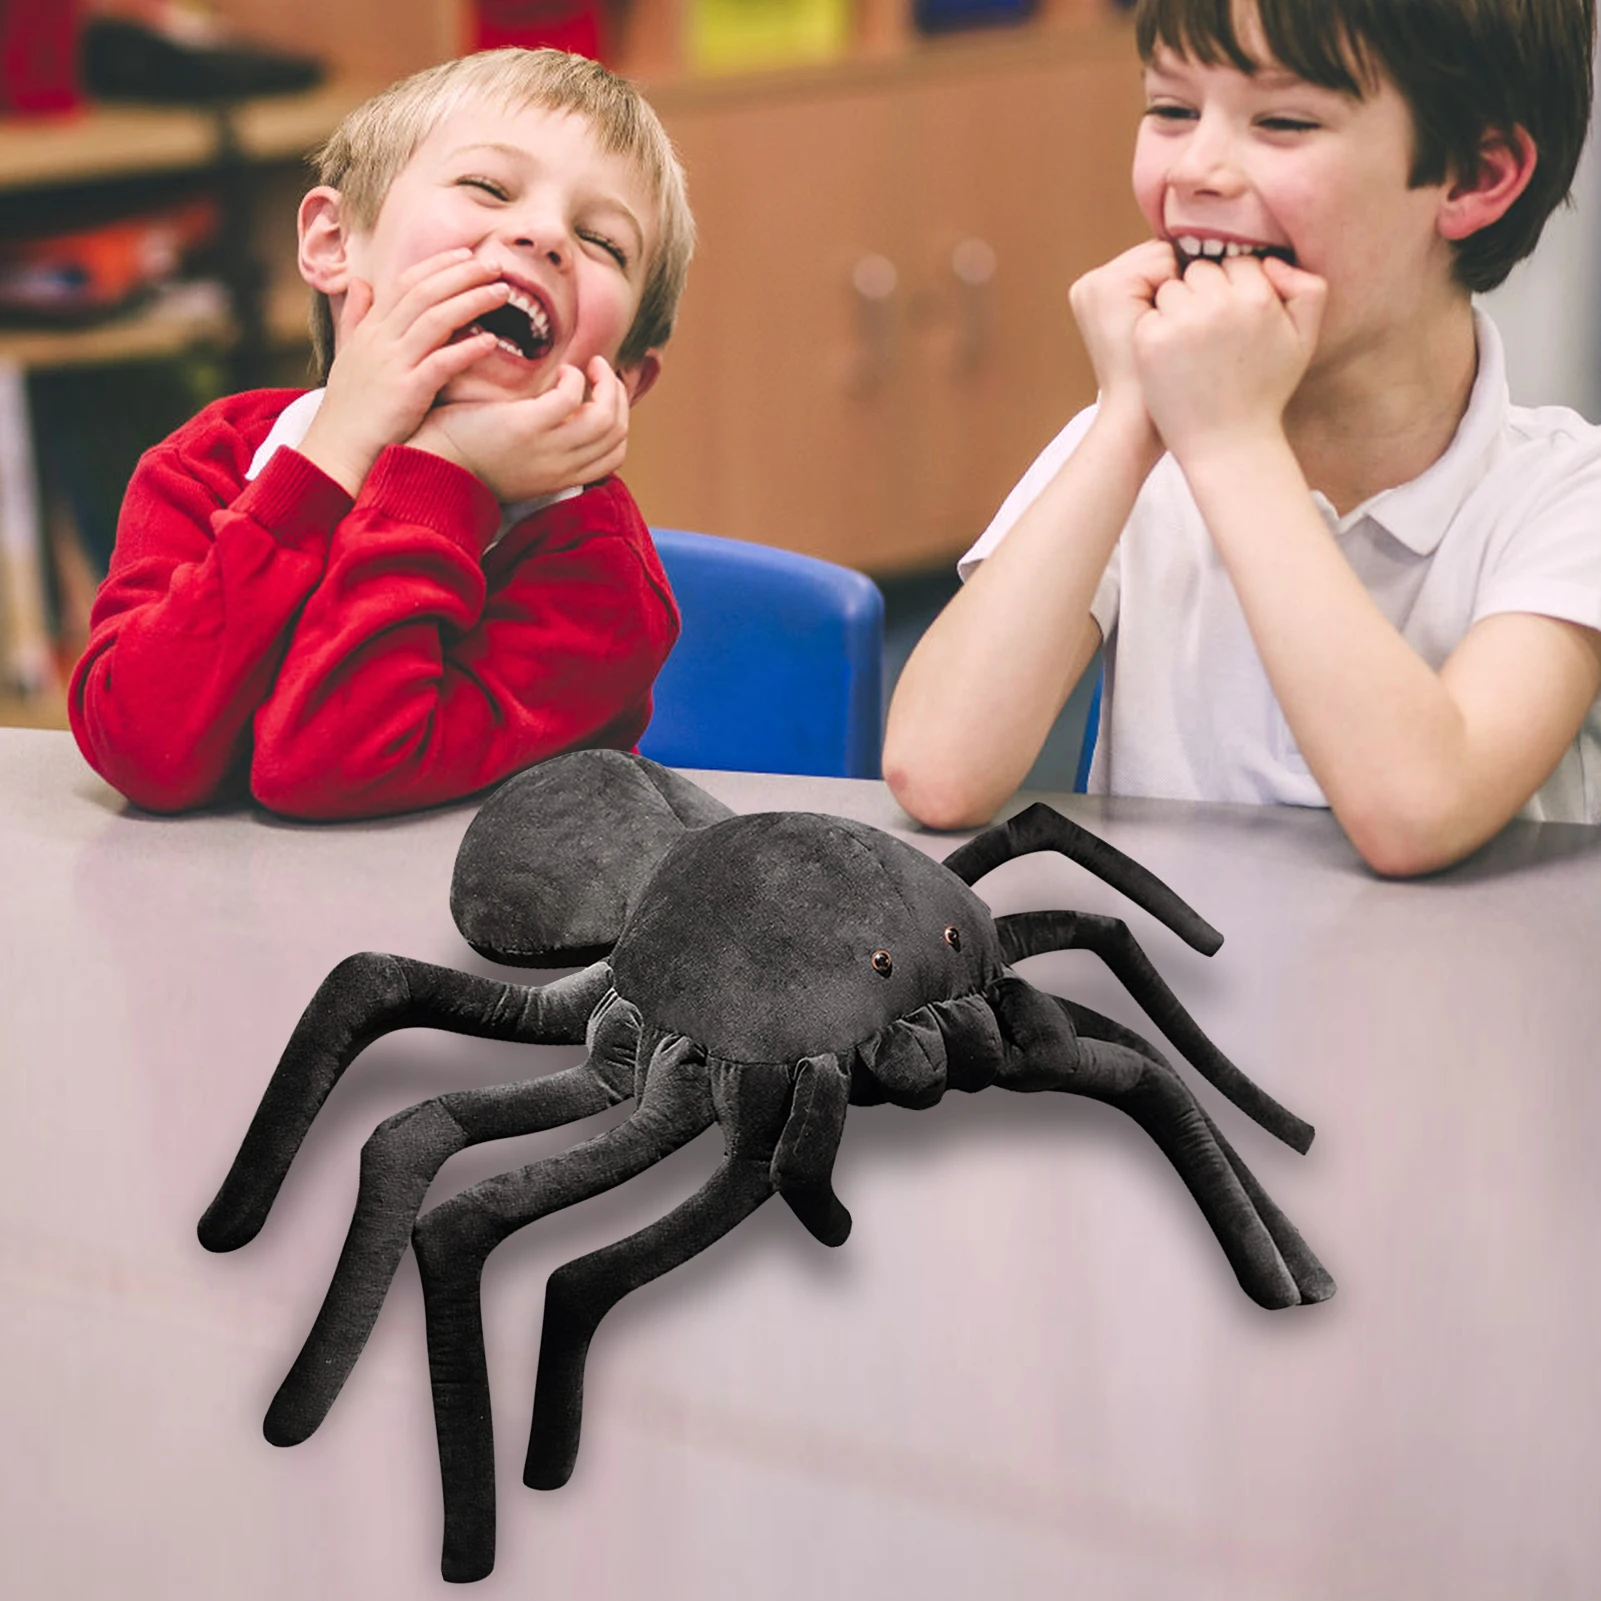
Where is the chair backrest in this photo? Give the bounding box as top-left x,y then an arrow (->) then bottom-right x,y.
1073,664 -> 1104,793
639,528 -> 885,778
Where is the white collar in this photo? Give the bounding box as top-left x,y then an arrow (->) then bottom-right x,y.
245,387 -> 580,541
245,387 -> 325,482
1320,308 -> 1509,555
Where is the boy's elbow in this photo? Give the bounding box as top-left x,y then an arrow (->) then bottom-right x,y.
1347,828 -> 1446,880
74,730 -> 224,815
108,771 -> 216,816
250,738 -> 358,821
882,750 -> 1000,833
881,678 -> 1017,830
1338,788 -> 1482,880
251,756 -> 392,822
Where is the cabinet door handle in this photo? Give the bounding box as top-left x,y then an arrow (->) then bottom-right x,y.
949,236 -> 997,374
842,253 -> 898,394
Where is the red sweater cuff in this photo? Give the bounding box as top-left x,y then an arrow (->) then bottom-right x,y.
232,448 -> 353,551
361,444 -> 502,555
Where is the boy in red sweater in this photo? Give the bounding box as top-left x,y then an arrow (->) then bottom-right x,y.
70,48 -> 694,819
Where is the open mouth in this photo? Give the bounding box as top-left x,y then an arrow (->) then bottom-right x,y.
1172,235 -> 1297,271
462,284 -> 553,362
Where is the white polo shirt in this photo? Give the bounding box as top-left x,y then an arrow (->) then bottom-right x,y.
960,312 -> 1601,823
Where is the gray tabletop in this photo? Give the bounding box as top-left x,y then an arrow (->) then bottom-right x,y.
3,728 -> 1599,1600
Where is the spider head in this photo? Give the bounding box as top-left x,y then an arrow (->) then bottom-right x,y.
609,813 -> 1006,1072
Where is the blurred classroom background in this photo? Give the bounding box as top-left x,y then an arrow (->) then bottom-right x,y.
3,0 -> 1598,789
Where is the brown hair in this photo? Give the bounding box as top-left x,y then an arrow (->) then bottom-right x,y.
307,48 -> 693,378
1134,0 -> 1596,291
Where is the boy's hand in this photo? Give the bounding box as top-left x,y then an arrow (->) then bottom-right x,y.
1069,240 -> 1181,444
408,356 -> 631,503
297,249 -> 513,496
1133,253 -> 1327,463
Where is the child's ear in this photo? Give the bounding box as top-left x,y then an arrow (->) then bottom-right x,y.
1438,126 -> 1538,242
297,186 -> 355,294
619,350 -> 663,405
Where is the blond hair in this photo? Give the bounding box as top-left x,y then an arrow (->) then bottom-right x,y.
307,48 -> 694,378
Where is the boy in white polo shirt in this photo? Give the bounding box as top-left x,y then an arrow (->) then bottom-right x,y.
883,0 -> 1601,877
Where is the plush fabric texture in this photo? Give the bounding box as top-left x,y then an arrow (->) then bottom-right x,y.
452,748 -> 733,965
200,749 -> 1333,1584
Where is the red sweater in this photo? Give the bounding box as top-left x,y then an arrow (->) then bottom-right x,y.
69,389 -> 678,820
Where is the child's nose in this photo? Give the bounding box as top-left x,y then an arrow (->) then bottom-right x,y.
1168,115 -> 1246,197
504,217 -> 569,271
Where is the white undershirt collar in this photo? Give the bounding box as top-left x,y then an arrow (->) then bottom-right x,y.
245,387 -> 580,542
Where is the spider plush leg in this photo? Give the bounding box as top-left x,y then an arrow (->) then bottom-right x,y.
770,1053 -> 853,1246
525,1058 -> 794,1495
412,1034 -> 717,1583
995,910 -> 1314,1153
992,980 -> 1333,1306
199,959 -> 613,1253
264,987 -> 643,1442
943,802 -> 1224,955
1058,998 -> 1333,1301
265,1051 -> 637,1448
1069,1040 -> 1326,1307
525,1153 -> 776,1495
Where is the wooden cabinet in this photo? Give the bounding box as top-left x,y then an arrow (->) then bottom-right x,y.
632,74 -> 911,566
625,20 -> 1148,572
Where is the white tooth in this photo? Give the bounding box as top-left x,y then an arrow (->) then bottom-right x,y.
1224,242 -> 1242,257
1177,235 -> 1201,256
501,285 -> 551,335
1201,238 -> 1224,258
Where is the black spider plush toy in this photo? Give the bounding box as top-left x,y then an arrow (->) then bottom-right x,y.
200,749 -> 1332,1582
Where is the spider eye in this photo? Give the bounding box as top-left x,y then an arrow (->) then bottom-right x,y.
871,949 -> 894,976
943,926 -> 961,951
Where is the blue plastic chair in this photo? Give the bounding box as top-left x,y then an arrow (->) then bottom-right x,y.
1073,663 -> 1104,794
639,528 -> 886,779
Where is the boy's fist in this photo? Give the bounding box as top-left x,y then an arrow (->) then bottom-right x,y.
297,249 -> 512,495
1069,239 -> 1182,433
408,355 -> 632,504
1133,253 -> 1327,461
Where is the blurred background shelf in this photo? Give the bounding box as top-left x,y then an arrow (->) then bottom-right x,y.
0,283 -> 230,369
0,281 -> 314,372
0,77 -> 374,188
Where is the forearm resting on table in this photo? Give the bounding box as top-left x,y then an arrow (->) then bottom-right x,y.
884,413 -> 1154,829
1184,437 -> 1601,877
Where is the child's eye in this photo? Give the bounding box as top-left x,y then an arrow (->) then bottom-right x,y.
1143,102 -> 1197,123
581,230 -> 629,268
459,176 -> 510,200
1257,116 -> 1319,133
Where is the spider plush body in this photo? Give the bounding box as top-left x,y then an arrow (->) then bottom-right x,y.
199,749 -> 1332,1583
